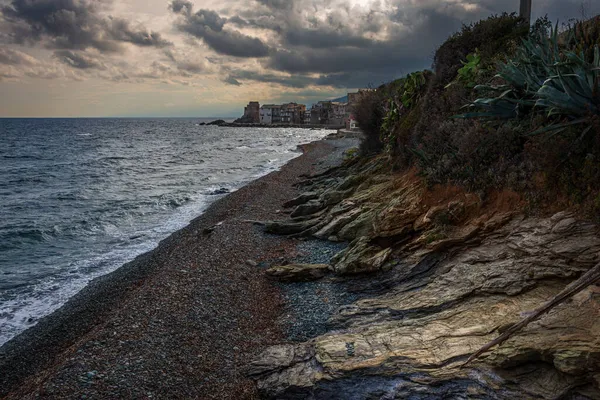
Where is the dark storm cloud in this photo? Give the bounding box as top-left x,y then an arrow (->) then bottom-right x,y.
227,14 -> 283,33
53,50 -> 105,69
255,0 -> 295,11
228,0 -> 599,88
284,29 -> 373,49
227,69 -> 315,88
222,0 -> 485,88
170,1 -> 270,58
0,0 -> 170,52
106,18 -> 172,48
259,9 -> 463,87
170,0 -> 194,16
4,0 -> 599,87
225,66 -> 398,89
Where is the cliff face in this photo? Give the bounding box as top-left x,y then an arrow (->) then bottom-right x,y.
251,155 -> 600,399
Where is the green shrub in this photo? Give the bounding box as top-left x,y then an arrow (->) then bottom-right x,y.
459,52 -> 481,87
355,90 -> 386,155
354,13 -> 600,218
373,71 -> 432,165
412,117 -> 529,191
401,71 -> 428,108
433,13 -> 528,85
458,21 -> 600,137
568,16 -> 600,63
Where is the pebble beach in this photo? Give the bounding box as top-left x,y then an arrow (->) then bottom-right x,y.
0,134 -> 361,399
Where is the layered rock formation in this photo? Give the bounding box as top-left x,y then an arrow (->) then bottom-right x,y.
252,156 -> 600,399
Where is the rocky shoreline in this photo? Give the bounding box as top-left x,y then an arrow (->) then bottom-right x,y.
249,153 -> 600,399
0,134 -> 361,399
3,130 -> 600,399
201,120 -> 345,130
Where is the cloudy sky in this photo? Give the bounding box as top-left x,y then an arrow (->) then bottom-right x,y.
0,0 -> 598,117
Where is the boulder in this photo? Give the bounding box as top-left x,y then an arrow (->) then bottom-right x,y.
337,208 -> 376,241
314,208 -> 364,239
265,264 -> 330,282
290,200 -> 325,218
331,237 -> 392,275
321,188 -> 355,207
248,344 -> 318,398
336,174 -> 366,191
264,217 -> 322,235
207,119 -> 226,126
372,183 -> 424,238
283,192 -> 319,208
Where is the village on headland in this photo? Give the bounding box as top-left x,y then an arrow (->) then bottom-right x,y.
202,90 -> 371,130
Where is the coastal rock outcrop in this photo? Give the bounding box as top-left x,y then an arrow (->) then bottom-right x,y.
254,158 -> 600,399
330,237 -> 391,275
265,264 -> 330,282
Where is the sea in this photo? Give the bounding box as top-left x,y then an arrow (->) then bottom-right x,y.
0,118 -> 334,346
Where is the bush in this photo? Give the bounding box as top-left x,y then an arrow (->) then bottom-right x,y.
524,121 -> 600,215
414,119 -> 529,191
354,13 -> 600,218
384,71 -> 432,166
355,90 -> 386,155
568,16 -> 600,63
433,13 -> 528,85
459,20 -> 600,140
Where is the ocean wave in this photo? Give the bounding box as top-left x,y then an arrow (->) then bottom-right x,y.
0,226 -> 60,244
0,121 -> 334,345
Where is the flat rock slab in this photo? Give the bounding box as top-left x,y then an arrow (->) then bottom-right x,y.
266,264 -> 331,282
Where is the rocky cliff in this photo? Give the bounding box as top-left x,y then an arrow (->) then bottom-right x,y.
250,155 -> 600,399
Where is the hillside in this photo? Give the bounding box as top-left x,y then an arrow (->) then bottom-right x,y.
248,14 -> 600,399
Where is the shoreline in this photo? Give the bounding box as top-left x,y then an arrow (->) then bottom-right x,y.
0,133 -> 360,398
203,120 -> 346,130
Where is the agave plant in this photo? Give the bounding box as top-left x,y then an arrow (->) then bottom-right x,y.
456,21 -> 600,137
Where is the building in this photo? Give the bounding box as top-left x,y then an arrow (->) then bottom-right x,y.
347,92 -> 361,108
260,104 -> 280,125
346,114 -> 358,130
280,103 -> 293,124
304,110 -> 312,125
280,103 -> 306,124
309,102 -> 324,125
347,89 -> 374,113
330,102 -> 348,126
310,106 -> 321,125
272,106 -> 281,124
240,92 -> 369,126
243,101 -> 260,123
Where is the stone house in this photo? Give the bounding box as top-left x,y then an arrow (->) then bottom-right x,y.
304,110 -> 312,125
330,102 -> 348,126
280,103 -> 306,124
260,105 -> 280,125
243,101 -> 260,123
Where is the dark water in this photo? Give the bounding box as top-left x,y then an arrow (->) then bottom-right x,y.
0,118 -> 332,345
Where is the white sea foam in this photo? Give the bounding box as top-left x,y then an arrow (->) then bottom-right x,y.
0,123 -> 334,346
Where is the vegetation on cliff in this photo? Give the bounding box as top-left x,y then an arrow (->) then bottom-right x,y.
356,13 -> 600,218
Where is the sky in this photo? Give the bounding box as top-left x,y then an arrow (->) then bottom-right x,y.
0,0 -> 598,117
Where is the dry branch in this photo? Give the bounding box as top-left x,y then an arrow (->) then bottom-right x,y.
462,261 -> 600,367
